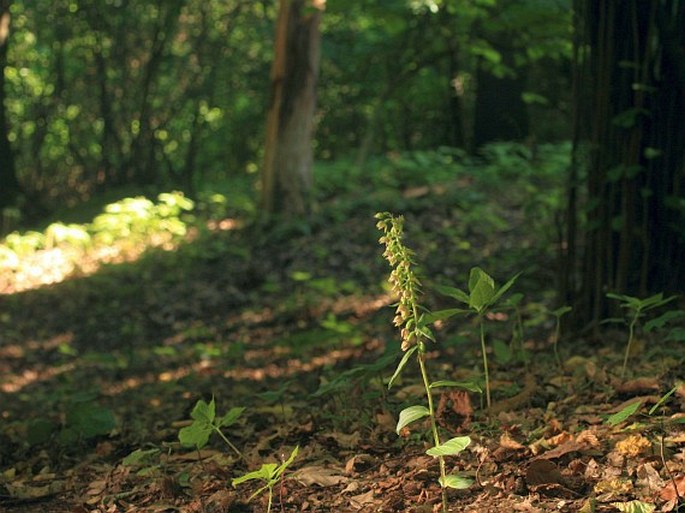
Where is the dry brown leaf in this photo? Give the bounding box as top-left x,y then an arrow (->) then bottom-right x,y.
540,440 -> 584,460
659,475 -> 685,502
615,434 -> 651,458
500,432 -> 526,451
616,377 -> 660,394
548,432 -> 574,446
292,465 -> 348,487
575,429 -> 601,449
322,431 -> 361,449
525,459 -> 564,486
349,489 -> 375,509
635,462 -> 664,493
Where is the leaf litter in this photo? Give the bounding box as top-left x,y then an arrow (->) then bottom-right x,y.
1,186 -> 684,512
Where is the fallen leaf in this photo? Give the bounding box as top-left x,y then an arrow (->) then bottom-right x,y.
525,459 -> 564,486
349,489 -> 375,509
292,465 -> 348,487
615,434 -> 651,458
499,432 -> 526,451
659,475 -> 685,502
615,377 -> 660,394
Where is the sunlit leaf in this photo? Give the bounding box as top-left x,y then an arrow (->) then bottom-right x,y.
429,380 -> 481,393
218,407 -> 245,427
606,400 -> 642,426
439,474 -> 473,489
387,344 -> 418,389
396,405 -> 430,434
426,436 -> 471,456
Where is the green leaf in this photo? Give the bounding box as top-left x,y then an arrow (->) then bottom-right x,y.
426,436 -> 471,456
430,380 -> 482,393
468,268 -> 495,311
122,448 -> 160,466
178,421 -> 212,449
274,445 -> 299,477
439,474 -> 473,489
490,272 -> 521,306
218,407 -> 245,427
387,344 -> 418,389
644,310 -> 685,332
435,285 -> 470,304
423,308 -> 470,324
232,463 -> 279,486
396,405 -> 430,434
606,400 -> 642,427
648,386 -> 677,415
551,306 -> 572,317
190,398 -> 216,424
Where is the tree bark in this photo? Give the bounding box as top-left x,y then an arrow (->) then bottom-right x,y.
261,0 -> 324,217
0,0 -> 20,211
565,0 -> 685,328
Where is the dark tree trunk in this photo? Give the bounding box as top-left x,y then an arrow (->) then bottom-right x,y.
473,34 -> 529,149
261,0 -> 323,216
0,0 -> 20,211
564,0 -> 685,328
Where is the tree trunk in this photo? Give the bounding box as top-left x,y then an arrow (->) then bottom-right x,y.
261,0 -> 324,217
0,0 -> 20,211
565,0 -> 685,328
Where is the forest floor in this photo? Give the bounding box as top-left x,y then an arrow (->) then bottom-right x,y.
1,154 -> 684,513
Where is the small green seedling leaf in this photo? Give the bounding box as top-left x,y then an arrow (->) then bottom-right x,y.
439,474 -> 473,489
191,397 -> 216,424
426,436 -> 471,457
606,401 -> 642,426
396,405 -> 430,434
490,272 -> 522,306
388,344 -> 418,389
233,463 -> 279,486
468,268 -> 496,311
218,407 -> 245,427
429,380 -> 482,393
552,306 -> 572,317
648,386 -> 677,415
178,419 -> 212,449
423,308 -> 468,324
122,448 -> 160,466
435,285 -> 470,304
644,310 -> 685,332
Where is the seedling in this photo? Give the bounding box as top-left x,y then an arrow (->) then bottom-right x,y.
434,267 -> 520,409
376,212 -> 474,513
550,306 -> 572,368
232,446 -> 299,513
605,292 -> 677,378
178,397 -> 245,461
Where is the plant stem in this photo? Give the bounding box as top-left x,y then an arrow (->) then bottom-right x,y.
417,350 -> 448,513
215,427 -> 246,462
266,486 -> 273,513
479,317 -> 491,410
621,314 -> 638,378
553,317 -> 562,369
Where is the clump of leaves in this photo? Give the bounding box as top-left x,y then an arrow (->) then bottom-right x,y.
434,267 -> 520,409
178,397 -> 245,461
376,212 -> 474,513
605,292 -> 677,378
232,446 -> 299,513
